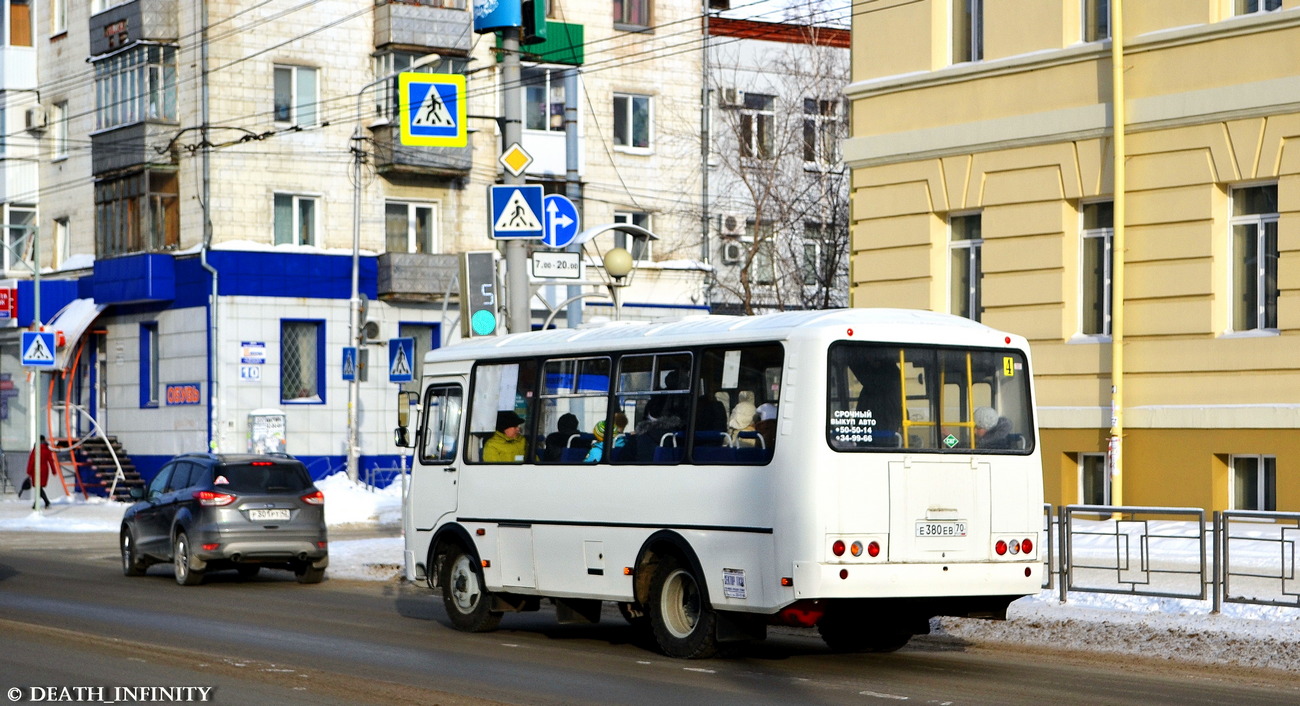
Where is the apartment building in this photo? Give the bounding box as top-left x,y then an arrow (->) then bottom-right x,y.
845,1 -> 1299,511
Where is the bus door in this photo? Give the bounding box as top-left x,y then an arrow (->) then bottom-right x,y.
412,378 -> 465,531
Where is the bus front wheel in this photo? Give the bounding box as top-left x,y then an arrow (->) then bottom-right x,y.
648,555 -> 718,659
440,546 -> 502,632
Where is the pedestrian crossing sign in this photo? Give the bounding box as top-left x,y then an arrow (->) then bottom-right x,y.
21,331 -> 56,369
489,184 -> 545,240
388,337 -> 415,384
399,73 -> 467,148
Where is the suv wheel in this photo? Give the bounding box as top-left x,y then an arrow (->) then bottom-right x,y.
173,532 -> 206,586
120,528 -> 148,577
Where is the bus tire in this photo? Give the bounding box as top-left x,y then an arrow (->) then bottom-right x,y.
440,545 -> 502,632
817,613 -> 912,653
648,554 -> 718,659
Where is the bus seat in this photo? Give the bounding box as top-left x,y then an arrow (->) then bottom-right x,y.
560,447 -> 589,463
734,430 -> 765,448
653,432 -> 684,463
693,446 -> 734,463
735,446 -> 772,464
694,431 -> 729,447
611,434 -> 634,462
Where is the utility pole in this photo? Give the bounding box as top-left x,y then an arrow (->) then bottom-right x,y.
501,28 -> 531,334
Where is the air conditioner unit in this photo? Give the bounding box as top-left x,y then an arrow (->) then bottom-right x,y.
722,241 -> 744,265
719,212 -> 745,237
718,87 -> 745,108
24,106 -> 47,133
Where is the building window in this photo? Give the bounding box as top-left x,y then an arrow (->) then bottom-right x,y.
52,101 -> 68,159
385,202 -> 438,254
398,322 -> 440,395
94,171 -> 179,257
1083,0 -> 1109,42
949,213 -> 982,321
274,193 -> 317,246
613,0 -> 649,28
4,204 -> 34,272
1079,453 -> 1109,505
54,217 -> 70,268
1231,455 -> 1276,511
613,211 -> 652,260
51,0 -> 66,34
139,322 -> 159,408
9,0 -> 31,46
274,65 -> 319,127
746,220 -> 776,285
952,0 -> 983,63
802,98 -> 841,165
1230,184 -> 1278,331
739,93 -> 775,160
1235,0 -> 1281,15
372,53 -> 467,122
613,93 -> 651,149
281,320 -> 323,403
1081,201 -> 1113,336
522,67 -> 565,132
94,45 -> 177,130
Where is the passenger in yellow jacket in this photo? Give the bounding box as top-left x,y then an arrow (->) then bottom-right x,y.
484,410 -> 528,463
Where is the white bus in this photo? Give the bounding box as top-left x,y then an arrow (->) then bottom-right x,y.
395,309 -> 1042,658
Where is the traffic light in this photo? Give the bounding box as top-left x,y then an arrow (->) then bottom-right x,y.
459,251 -> 499,338
521,0 -> 547,45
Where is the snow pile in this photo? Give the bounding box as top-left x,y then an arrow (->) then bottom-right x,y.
315,472 -> 404,527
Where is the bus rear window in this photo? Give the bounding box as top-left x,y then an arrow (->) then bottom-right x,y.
827,343 -> 1032,454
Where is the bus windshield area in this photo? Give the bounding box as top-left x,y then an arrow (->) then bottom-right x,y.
826,343 -> 1033,453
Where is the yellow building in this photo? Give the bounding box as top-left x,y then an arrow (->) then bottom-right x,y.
845,1 -> 1300,511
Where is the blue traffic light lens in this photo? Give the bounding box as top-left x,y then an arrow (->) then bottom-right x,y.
471,310 -> 497,336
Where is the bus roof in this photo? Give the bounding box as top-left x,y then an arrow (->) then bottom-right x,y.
425,308 -> 1026,365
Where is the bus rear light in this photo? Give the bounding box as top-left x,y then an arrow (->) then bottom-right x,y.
867,541 -> 881,558
1008,539 -> 1020,555
839,569 -> 848,580
850,541 -> 863,557
832,539 -> 846,557
1021,538 -> 1034,554
1025,567 -> 1032,577
995,540 -> 1008,556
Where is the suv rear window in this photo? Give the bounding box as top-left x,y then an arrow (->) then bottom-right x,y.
214,463 -> 312,493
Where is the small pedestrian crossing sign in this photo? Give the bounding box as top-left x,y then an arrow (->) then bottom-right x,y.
399,73 -> 467,148
21,331 -> 56,369
342,347 -> 358,382
489,185 -> 545,240
389,337 -> 415,384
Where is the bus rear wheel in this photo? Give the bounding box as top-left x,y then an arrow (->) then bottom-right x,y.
648,555 -> 718,659
440,546 -> 502,632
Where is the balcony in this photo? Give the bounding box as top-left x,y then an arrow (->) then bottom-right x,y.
90,0 -> 178,56
369,124 -> 472,177
377,252 -> 458,302
91,122 -> 177,176
374,0 -> 472,54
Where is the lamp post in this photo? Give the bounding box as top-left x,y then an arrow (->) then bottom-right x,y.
602,247 -> 633,320
347,53 -> 439,482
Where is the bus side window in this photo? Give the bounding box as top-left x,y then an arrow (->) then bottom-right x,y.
467,360 -> 538,464
419,384 -> 463,465
694,344 -> 783,464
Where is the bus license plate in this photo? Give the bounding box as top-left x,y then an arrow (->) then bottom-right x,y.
248,509 -> 291,521
916,521 -> 966,537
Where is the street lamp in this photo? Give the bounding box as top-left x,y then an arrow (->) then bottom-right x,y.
347,53 -> 440,482
602,247 -> 633,320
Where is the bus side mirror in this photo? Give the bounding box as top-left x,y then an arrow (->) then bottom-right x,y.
395,391 -> 418,447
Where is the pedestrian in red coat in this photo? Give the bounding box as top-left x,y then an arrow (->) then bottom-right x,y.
22,436 -> 57,508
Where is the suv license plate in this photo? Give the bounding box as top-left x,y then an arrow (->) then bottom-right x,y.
248,509 -> 291,521
916,521 -> 966,537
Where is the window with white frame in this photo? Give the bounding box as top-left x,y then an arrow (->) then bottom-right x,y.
94,45 -> 177,130
281,320 -> 323,403
274,65 -> 319,127
522,67 -> 565,132
1229,184 -> 1278,332
274,193 -> 317,246
1079,453 -> 1109,505
1081,201 -> 1113,336
745,220 -> 776,285
52,101 -> 68,159
54,217 -> 70,268
949,213 -> 982,321
613,0 -> 649,28
613,93 -> 651,149
1231,455 -> 1276,511
1235,0 -> 1281,15
5,204 -> 34,271
51,0 -> 67,35
802,98 -> 841,165
613,211 -> 652,260
9,0 -> 31,46
385,201 -> 438,254
739,93 -> 775,160
952,0 -> 983,63
1083,0 -> 1109,42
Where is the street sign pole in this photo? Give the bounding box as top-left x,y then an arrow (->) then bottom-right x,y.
31,229 -> 41,513
502,27 -> 530,334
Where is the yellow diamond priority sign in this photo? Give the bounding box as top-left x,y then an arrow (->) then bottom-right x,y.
500,143 -> 533,177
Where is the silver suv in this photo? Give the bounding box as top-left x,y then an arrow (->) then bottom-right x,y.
120,453 -> 328,585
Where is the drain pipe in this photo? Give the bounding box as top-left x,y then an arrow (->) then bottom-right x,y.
1108,0 -> 1126,509
199,0 -> 221,452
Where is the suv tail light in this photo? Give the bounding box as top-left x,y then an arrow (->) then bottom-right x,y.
300,490 -> 325,505
194,490 -> 236,506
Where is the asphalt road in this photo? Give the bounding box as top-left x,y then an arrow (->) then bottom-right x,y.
1,532 -> 1296,706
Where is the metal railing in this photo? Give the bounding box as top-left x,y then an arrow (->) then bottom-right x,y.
1042,504 -> 1300,611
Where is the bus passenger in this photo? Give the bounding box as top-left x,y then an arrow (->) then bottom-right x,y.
755,402 -> 777,449
484,411 -> 528,463
544,413 -> 580,461
728,400 -> 758,446
974,406 -> 1013,448
584,416 -> 626,463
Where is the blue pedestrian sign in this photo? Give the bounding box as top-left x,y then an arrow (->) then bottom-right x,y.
541,194 -> 580,248
389,337 -> 415,384
21,331 -> 56,369
342,346 -> 358,381
399,73 -> 467,148
489,185 -> 545,240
